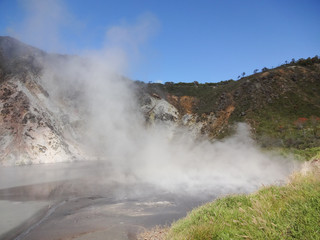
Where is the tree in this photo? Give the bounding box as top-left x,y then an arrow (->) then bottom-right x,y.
291,58 -> 295,64
237,75 -> 241,79
242,72 -> 245,77
253,69 -> 258,74
262,67 -> 268,72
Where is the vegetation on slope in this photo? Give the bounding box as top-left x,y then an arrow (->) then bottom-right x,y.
137,56 -> 320,151
166,162 -> 320,240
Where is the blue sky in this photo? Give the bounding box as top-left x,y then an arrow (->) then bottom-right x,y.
0,0 -> 319,83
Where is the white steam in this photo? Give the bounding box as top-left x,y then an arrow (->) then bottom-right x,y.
9,1 -> 297,196
40,24 -> 296,195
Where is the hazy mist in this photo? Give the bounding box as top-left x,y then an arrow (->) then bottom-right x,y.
9,0 -> 298,197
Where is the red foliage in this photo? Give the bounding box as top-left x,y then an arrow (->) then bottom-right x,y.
294,117 -> 308,127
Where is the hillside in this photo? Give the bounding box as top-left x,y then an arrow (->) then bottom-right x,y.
138,57 -> 320,151
0,36 -> 320,165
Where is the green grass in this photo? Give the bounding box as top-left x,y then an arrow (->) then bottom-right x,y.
266,147 -> 320,163
167,171 -> 320,240
291,147 -> 320,161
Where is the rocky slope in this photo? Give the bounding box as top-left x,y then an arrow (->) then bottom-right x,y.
0,37 -> 85,165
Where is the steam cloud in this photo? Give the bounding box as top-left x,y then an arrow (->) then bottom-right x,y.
39,27 -> 296,196
8,0 -> 297,196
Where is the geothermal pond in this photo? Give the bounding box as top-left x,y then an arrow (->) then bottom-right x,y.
0,162 -> 219,240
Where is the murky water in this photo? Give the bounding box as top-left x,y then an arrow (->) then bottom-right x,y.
0,162 -> 213,240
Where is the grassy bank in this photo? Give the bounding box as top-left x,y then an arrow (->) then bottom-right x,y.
136,161 -> 320,240
165,166 -> 320,240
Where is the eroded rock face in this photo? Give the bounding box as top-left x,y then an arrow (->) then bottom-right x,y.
0,73 -> 84,165
140,93 -> 224,139
141,94 -> 179,125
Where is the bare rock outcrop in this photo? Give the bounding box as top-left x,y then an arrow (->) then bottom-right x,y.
0,72 -> 84,165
